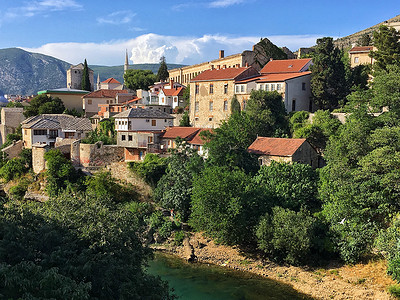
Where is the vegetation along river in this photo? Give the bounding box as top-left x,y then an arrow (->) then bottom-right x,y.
147,253 -> 313,300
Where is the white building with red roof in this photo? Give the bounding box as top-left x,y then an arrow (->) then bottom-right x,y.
158,86 -> 185,109
99,77 -> 124,90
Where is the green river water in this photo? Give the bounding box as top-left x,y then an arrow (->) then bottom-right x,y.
147,253 -> 313,300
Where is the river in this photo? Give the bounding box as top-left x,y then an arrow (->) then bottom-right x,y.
147,253 -> 313,300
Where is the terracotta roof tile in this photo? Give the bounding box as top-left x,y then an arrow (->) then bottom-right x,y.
255,71 -> 311,83
191,67 -> 251,82
162,127 -> 201,139
83,89 -> 128,98
248,137 -> 307,156
188,128 -> 212,145
161,87 -> 185,97
260,59 -> 312,74
349,46 -> 374,53
102,78 -> 121,84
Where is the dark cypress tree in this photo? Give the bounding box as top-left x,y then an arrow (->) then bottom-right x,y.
81,59 -> 91,91
157,56 -> 169,82
231,95 -> 241,114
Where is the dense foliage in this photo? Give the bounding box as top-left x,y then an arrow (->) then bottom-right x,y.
24,94 -> 65,117
81,59 -> 91,91
157,56 -> 169,82
370,25 -> 400,71
124,69 -> 156,91
129,153 -> 167,187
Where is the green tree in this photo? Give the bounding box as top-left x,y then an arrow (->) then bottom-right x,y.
182,87 -> 190,108
6,101 -> 23,108
370,25 -> 400,71
179,111 -> 191,126
154,139 -> 203,221
124,69 -> 156,91
128,153 -> 167,187
231,95 -> 241,114
157,56 -> 169,82
310,37 -> 348,110
357,33 -> 372,46
81,59 -> 91,91
24,94 -> 65,117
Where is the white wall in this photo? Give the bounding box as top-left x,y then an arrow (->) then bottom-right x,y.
285,75 -> 311,112
115,117 -> 173,131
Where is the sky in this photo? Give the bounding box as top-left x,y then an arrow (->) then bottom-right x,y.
0,0 -> 399,66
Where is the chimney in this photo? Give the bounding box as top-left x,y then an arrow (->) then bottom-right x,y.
169,78 -> 174,89
270,58 -> 273,61
223,65 -> 226,69
219,50 -> 225,59
217,65 -> 220,70
245,62 -> 249,67
211,65 -> 214,70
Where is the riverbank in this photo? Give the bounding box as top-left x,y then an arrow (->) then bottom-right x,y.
152,232 -> 395,300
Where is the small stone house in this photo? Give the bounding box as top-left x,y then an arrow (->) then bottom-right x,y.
248,137 -> 318,168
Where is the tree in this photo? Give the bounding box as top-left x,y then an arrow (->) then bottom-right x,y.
179,111 -> 190,126
357,33 -> 372,46
182,87 -> 190,108
310,37 -> 348,110
81,59 -> 91,91
128,153 -> 167,187
24,94 -> 65,117
157,56 -> 169,82
370,25 -> 400,71
230,95 -> 241,114
124,69 -> 156,91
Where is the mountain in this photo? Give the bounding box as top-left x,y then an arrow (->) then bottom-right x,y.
0,48 -> 186,96
334,14 -> 400,49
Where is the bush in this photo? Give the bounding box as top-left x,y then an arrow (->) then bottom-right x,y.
256,207 -> 316,265
149,211 -> 165,229
128,154 -> 167,187
159,221 -> 173,239
0,158 -> 27,182
174,231 -> 185,245
388,285 -> 400,298
8,178 -> 31,200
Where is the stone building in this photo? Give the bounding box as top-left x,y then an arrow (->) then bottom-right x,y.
82,89 -> 133,117
67,63 -> 94,91
248,137 -> 318,169
0,107 -> 25,145
189,66 -> 259,128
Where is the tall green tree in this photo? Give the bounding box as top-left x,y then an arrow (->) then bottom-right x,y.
24,94 -> 65,117
370,25 -> 400,71
81,59 -> 91,91
230,95 -> 241,114
157,56 -> 169,82
310,37 -> 348,110
124,69 -> 156,91
357,33 -> 372,46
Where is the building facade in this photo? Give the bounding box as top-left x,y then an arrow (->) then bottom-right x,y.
67,63 -> 94,91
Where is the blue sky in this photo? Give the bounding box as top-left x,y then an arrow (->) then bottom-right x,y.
0,0 -> 399,65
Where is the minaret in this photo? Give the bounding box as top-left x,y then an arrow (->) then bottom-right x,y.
124,49 -> 129,74
97,73 -> 101,90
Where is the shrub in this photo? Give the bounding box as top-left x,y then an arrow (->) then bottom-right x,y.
0,158 -> 27,182
149,211 -> 165,229
174,231 -> 185,245
388,285 -> 400,298
8,178 -> 31,200
159,221 -> 173,239
128,154 -> 167,187
256,206 -> 316,265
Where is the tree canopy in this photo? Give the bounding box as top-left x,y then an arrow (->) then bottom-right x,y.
157,56 -> 169,82
124,69 -> 157,91
370,25 -> 400,71
24,94 -> 65,117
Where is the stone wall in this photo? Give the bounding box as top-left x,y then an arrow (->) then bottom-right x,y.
0,107 -> 25,145
71,141 -> 124,168
1,140 -> 23,159
32,144 -> 49,174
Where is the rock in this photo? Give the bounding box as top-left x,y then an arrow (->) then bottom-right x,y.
183,238 -> 197,262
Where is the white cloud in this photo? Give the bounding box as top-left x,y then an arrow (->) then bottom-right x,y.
5,0 -> 82,19
22,33 -> 322,66
208,0 -> 246,8
97,11 -> 136,25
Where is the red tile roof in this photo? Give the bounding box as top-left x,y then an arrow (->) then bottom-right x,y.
83,89 -> 128,98
126,97 -> 140,103
162,127 -> 201,139
161,87 -> 185,97
188,129 -> 212,145
191,67 -> 251,82
255,71 -> 311,83
260,59 -> 312,74
248,137 -> 307,156
349,46 -> 374,53
102,78 -> 121,84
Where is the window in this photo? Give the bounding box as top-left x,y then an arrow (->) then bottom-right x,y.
277,84 -> 281,91
223,100 -> 228,111
235,85 -> 240,93
121,135 -> 126,141
209,84 -> 214,94
151,120 -> 156,126
65,132 -> 74,139
241,85 -> 244,93
194,117 -> 199,121
292,99 -> 296,111
146,119 -> 150,123
49,130 -> 58,138
33,129 -> 47,135
302,82 -> 306,91
88,99 -> 92,105
354,57 -> 359,63
208,117 -> 213,121
128,135 -> 132,141
162,97 -> 165,103
271,84 -> 275,91
224,84 -> 228,94
148,136 -> 153,143
265,84 -> 269,91
195,101 -> 199,112
195,84 -> 199,94
209,101 -> 213,111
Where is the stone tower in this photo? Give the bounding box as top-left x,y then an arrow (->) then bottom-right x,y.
124,50 -> 129,74
97,73 -> 101,90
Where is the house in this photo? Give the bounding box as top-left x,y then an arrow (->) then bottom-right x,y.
160,127 -> 201,150
348,46 -> 376,68
247,137 -> 318,169
114,108 -> 174,161
37,88 -> 89,112
158,86 -> 185,109
147,80 -> 185,105
67,63 -> 94,91
82,89 -> 132,117
186,128 -> 210,157
21,114 -> 92,148
190,66 -> 259,128
98,77 -> 124,90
